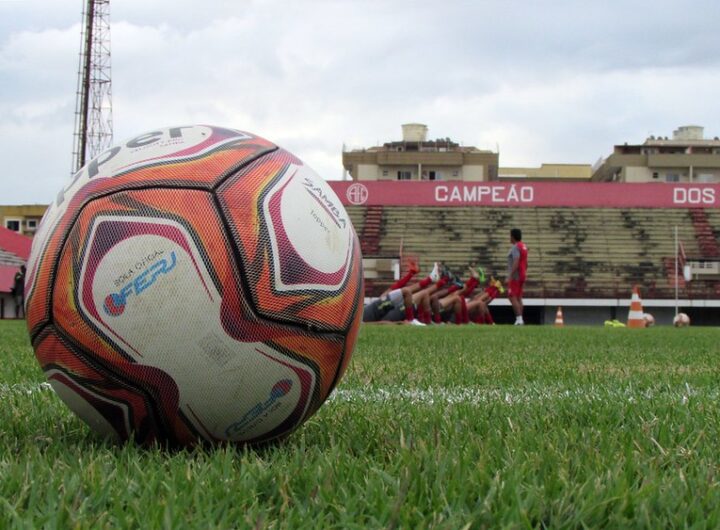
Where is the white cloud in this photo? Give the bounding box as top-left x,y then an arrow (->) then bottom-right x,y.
2,0 -> 720,203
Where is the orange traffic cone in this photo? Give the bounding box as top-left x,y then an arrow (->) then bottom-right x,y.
627,286 -> 645,328
554,307 -> 564,327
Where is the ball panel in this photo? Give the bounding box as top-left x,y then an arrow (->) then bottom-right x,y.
25,126 -> 275,335
51,188 -> 326,444
269,334 -> 347,406
219,345 -> 317,443
217,149 -> 363,333
263,164 -> 353,283
47,369 -> 128,441
33,326 -> 172,444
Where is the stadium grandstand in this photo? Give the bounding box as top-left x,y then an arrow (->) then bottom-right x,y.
339,124 -> 720,326
2,125 -> 719,325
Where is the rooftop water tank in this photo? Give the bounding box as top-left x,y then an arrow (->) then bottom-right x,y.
673,125 -> 704,141
401,123 -> 428,142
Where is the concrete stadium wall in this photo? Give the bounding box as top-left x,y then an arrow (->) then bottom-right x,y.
539,305 -> 719,326
541,306 -> 676,326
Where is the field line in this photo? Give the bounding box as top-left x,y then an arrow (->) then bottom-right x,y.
2,382 -> 718,407
330,384 -> 718,405
0,382 -> 52,397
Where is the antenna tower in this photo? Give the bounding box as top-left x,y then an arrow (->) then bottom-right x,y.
71,0 -> 113,174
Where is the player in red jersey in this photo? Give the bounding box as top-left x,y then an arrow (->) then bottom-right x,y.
507,228 -> 528,325
467,276 -> 504,324
415,266 -> 483,325
428,276 -> 469,324
365,261 -> 448,325
363,259 -> 421,324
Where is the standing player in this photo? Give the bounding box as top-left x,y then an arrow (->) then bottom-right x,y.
507,228 -> 528,325
13,265 -> 25,319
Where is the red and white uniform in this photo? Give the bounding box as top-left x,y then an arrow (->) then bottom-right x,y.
507,242 -> 528,298
485,284 -> 500,301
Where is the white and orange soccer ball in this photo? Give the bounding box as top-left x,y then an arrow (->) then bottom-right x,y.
25,126 -> 363,446
643,313 -> 655,328
673,312 -> 691,327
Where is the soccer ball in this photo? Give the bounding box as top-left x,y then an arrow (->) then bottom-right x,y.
673,312 -> 691,327
643,313 -> 655,327
25,126 -> 363,446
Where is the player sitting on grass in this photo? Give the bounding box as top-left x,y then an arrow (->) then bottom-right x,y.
467,276 -> 504,325
362,259 -> 421,323
363,261 -> 446,325
428,276 -> 466,323
381,262 -> 452,324
415,266 -> 484,325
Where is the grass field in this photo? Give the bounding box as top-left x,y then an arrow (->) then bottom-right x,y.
2,320 -> 720,528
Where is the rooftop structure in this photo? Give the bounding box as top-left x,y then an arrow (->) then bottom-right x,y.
342,123 -> 499,182
592,125 -> 720,183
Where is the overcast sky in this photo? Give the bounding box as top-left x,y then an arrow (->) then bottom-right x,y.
2,0 -> 720,204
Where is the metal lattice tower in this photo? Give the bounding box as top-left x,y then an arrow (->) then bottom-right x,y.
71,0 -> 113,174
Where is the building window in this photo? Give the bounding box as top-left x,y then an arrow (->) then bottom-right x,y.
5,219 -> 21,232
397,171 -> 412,180
666,174 -> 680,183
652,172 -> 659,179
27,219 -> 38,230
452,170 -> 459,177
382,170 -> 388,177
